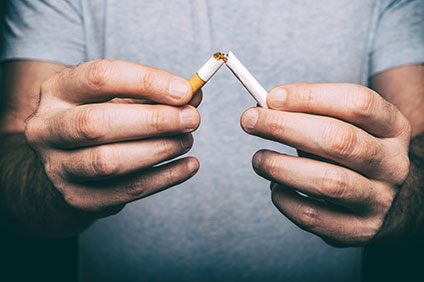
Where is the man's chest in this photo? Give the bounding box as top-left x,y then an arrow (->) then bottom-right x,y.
82,0 -> 376,85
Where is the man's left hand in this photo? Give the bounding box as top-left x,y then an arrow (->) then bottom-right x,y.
240,83 -> 412,247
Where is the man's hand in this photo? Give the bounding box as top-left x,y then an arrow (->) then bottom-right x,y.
25,60 -> 201,218
240,83 -> 412,247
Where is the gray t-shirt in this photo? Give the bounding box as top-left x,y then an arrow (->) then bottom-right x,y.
2,0 -> 424,281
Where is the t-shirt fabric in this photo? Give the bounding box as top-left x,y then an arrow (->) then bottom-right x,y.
2,0 -> 424,281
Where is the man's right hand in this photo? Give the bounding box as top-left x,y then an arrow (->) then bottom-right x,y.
24,60 -> 201,218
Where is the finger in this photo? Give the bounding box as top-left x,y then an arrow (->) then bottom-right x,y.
109,98 -> 153,104
241,107 -> 394,180
61,134 -> 194,180
44,104 -> 200,148
63,157 -> 199,212
109,90 -> 202,107
271,184 -> 379,246
267,83 -> 409,138
253,150 -> 393,212
189,89 -> 203,107
45,60 -> 193,105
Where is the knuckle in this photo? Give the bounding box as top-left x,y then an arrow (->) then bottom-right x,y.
365,216 -> 385,241
399,115 -> 412,139
140,70 -> 156,95
265,155 -> 282,178
44,160 -> 60,180
392,156 -> 410,185
91,146 -> 120,177
125,175 -> 146,197
351,86 -> 375,119
300,86 -> 316,110
39,75 -> 57,96
362,139 -> 383,168
320,168 -> 348,200
149,109 -> 167,133
75,107 -> 104,141
298,206 -> 319,230
155,138 -> 176,155
24,117 -> 42,146
62,190 -> 85,210
164,166 -> 178,183
265,112 -> 286,136
86,60 -> 111,90
376,187 -> 396,213
323,124 -> 357,157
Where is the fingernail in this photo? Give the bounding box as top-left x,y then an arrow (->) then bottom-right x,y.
169,79 -> 190,100
187,159 -> 199,174
268,88 -> 287,109
243,109 -> 258,131
180,107 -> 198,130
180,135 -> 193,150
252,151 -> 264,169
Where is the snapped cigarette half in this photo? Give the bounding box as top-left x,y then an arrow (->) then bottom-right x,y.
189,52 -> 227,94
225,50 -> 269,108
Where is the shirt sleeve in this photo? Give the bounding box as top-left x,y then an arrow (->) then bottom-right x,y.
1,0 -> 85,66
370,0 -> 424,76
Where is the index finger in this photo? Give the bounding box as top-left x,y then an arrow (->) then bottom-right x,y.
267,83 -> 409,138
46,60 -> 193,105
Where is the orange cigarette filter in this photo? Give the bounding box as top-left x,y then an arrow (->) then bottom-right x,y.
189,73 -> 206,94
189,52 -> 227,94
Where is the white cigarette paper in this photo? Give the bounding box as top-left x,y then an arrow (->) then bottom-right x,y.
225,50 -> 269,108
197,56 -> 226,82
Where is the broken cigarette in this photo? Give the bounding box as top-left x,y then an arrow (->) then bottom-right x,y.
225,50 -> 269,108
189,52 -> 227,94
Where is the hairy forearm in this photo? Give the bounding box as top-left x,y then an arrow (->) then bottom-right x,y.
0,133 -> 93,238
374,132 -> 424,242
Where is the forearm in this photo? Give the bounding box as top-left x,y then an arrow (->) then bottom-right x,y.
374,132 -> 424,242
0,133 -> 93,238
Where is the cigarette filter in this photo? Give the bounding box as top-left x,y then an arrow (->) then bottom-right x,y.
189,52 -> 227,94
225,50 -> 269,108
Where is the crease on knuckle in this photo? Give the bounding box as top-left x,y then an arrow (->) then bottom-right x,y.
392,156 -> 410,185
91,146 -> 120,177
398,114 -> 412,140
62,189 -> 86,210
361,139 -> 384,171
265,154 -> 282,179
140,70 -> 156,96
351,86 -> 375,120
150,109 -> 167,133
298,206 -> 319,230
320,168 -> 348,201
155,138 -> 173,156
164,166 -> 178,184
44,160 -> 61,181
125,175 -> 146,197
375,186 -> 396,213
87,60 -> 111,90
300,86 -> 316,110
24,118 -> 42,146
324,124 -> 357,158
265,112 -> 286,137
75,107 -> 104,141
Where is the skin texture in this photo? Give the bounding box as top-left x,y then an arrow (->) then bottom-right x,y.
0,59 -> 423,245
0,60 -> 202,236
240,64 -> 424,246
